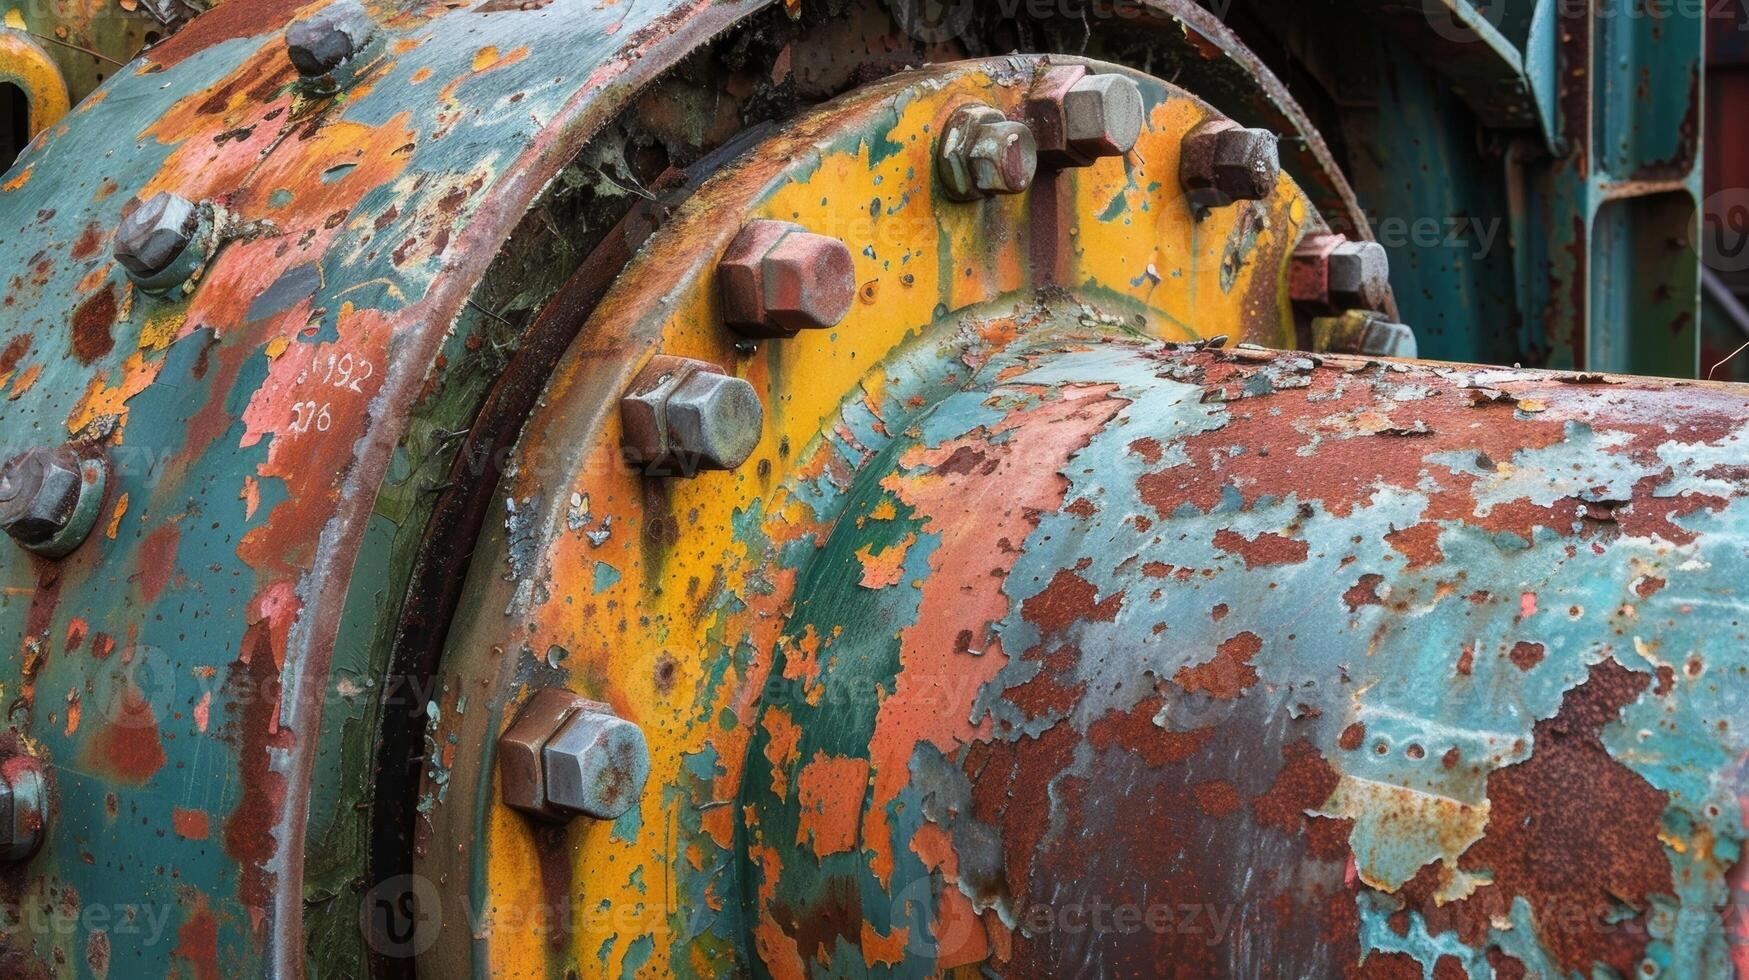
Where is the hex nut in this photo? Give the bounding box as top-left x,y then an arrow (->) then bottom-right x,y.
541,710 -> 650,820
938,104 -> 1038,202
1311,310 -> 1420,359
663,371 -> 764,473
0,762 -> 46,863
0,447 -> 105,557
498,688 -> 594,820
114,192 -> 198,283
1180,119 -> 1281,209
621,355 -> 764,477
1063,73 -> 1144,158
719,220 -> 857,338
286,0 -> 379,81
1290,233 -> 1393,315
1027,65 -> 1144,168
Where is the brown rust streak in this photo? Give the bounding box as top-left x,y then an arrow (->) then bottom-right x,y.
1400,661 -> 1669,975
1140,352 -> 1746,546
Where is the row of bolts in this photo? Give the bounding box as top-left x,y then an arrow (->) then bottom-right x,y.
0,1 -> 1398,837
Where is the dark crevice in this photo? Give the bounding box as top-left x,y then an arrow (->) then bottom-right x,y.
0,83 -> 28,172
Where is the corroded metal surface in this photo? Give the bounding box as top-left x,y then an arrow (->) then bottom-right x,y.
410,43 -> 1749,976
0,0 -> 780,972
415,55 -> 1330,975
726,318 -> 1749,976
0,0 -> 1724,975
448,267 -> 1749,973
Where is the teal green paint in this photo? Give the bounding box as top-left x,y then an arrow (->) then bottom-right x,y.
620,933 -> 655,979
593,560 -> 622,593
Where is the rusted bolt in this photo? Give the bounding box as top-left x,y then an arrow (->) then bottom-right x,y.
0,447 -> 107,558
1179,119 -> 1280,210
1311,310 -> 1420,359
621,355 -> 763,476
1290,233 -> 1393,315
718,219 -> 857,338
497,689 -> 649,822
286,0 -> 379,83
937,104 -> 1037,202
114,192 -> 205,291
542,708 -> 650,820
0,761 -> 46,862
1026,65 -> 1145,168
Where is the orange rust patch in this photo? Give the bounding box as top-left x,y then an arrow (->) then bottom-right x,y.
1507,641 -> 1545,671
1253,739 -> 1340,834
1385,522 -> 1444,569
70,283 -> 118,364
796,753 -> 870,857
1211,528 -> 1308,568
1193,779 -> 1242,818
859,921 -> 909,967
133,522 -> 182,604
85,683 -> 167,783
1021,569 -> 1122,636
173,807 -> 211,840
69,221 -> 105,261
1446,661 -> 1668,975
760,708 -> 802,800
1343,573 -> 1385,611
854,533 -> 915,589
1174,631 -> 1262,699
171,895 -> 219,980
7,362 -> 41,399
1088,698 -> 1213,767
0,334 -> 29,379
104,492 -> 129,539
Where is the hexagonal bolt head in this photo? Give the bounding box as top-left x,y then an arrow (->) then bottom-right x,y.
0,447 -> 103,555
621,355 -> 764,477
499,689 -> 589,819
937,104 -> 1038,202
286,0 -> 378,79
1290,234 -> 1394,315
1027,65 -> 1145,168
0,764 -> 46,862
497,689 -> 649,822
114,192 -> 197,281
542,710 -> 650,821
1180,119 -> 1281,210
1311,310 -> 1420,359
719,219 -> 857,338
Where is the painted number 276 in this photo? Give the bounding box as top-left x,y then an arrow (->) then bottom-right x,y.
290,400 -> 332,434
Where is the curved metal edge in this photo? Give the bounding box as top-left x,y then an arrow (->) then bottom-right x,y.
259,7 -> 785,973
1127,0 -> 1373,241
0,29 -> 71,141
